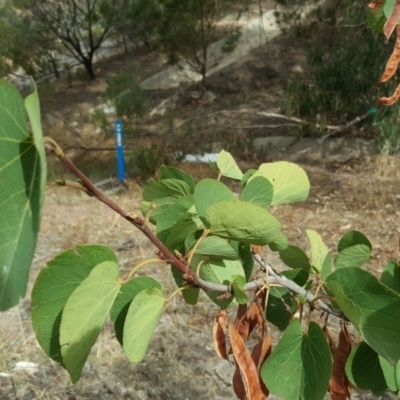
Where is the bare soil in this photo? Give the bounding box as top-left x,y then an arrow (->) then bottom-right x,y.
2,3 -> 400,399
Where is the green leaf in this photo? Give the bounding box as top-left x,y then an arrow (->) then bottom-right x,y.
159,165 -> 195,192
166,211 -> 203,252
384,0 -> 395,18
338,230 -> 372,252
334,244 -> 372,269
110,277 -> 162,345
241,168 -> 256,187
250,161 -> 310,205
238,242 -> 254,281
268,231 -> 289,251
197,256 -> 245,307
0,80 -> 46,310
345,342 -> 387,395
279,245 -> 311,270
206,200 -> 286,246
60,261 -> 122,383
142,178 -> 191,223
156,195 -> 194,244
231,274 -> 248,304
306,230 -> 328,273
321,252 -> 333,281
216,150 -> 243,180
261,320 -> 331,400
123,287 -> 164,363
367,6 -> 386,33
327,267 -> 400,363
266,286 -> 295,331
281,269 -> 309,287
379,355 -> 400,392
381,259 -> 400,293
240,176 -> 273,207
31,245 -> 117,363
195,236 -> 239,259
194,179 -> 234,223
171,265 -> 200,305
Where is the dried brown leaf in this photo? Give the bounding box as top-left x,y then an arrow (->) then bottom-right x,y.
235,303 -> 250,341
381,25 -> 400,82
248,289 -> 267,337
329,324 -> 352,400
213,309 -> 228,360
384,1 -> 400,40
229,322 -> 266,400
379,82 -> 400,105
251,334 -> 272,398
233,361 -> 247,400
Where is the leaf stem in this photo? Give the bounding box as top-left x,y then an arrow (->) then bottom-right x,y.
123,259 -> 166,283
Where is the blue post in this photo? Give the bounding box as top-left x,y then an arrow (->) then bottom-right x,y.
114,120 -> 126,182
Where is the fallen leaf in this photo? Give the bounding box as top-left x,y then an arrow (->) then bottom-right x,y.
213,309 -> 228,359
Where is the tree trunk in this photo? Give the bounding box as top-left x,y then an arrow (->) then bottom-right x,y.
82,58 -> 96,79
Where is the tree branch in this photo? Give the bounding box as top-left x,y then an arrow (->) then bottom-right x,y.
44,138 -> 344,319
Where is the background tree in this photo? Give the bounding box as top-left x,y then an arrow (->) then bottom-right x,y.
157,0 -> 243,88
0,3 -> 61,79
10,0 -> 125,79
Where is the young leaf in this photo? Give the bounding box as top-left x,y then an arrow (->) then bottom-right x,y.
249,161 -> 310,205
60,260 -> 122,383
110,277 -> 162,345
194,178 -> 234,223
334,244 -> 372,269
261,320 -> 332,400
306,229 -> 329,273
159,165 -> 195,192
380,259 -> 400,293
213,309 -> 228,360
229,322 -> 266,400
327,267 -> 400,363
231,274 -> 248,304
330,324 -> 351,400
279,245 -> 311,270
31,245 -> 117,363
123,287 -> 164,363
240,176 -> 273,207
321,252 -> 333,281
0,80 -> 46,310
195,236 -> 239,259
216,150 -> 243,180
337,230 -> 372,252
345,342 -> 387,395
206,200 -> 287,246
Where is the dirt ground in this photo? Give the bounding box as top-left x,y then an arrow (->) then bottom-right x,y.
2,2 -> 400,399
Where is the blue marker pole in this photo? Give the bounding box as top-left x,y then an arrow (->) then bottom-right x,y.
114,120 -> 126,182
